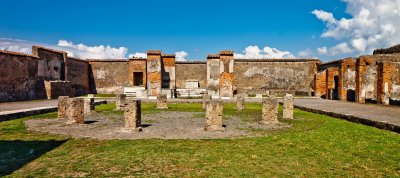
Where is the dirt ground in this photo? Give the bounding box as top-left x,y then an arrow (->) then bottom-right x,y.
25,111 -> 290,140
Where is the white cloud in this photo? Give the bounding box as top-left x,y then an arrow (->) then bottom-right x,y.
317,46 -> 328,55
298,48 -> 313,57
313,0 -> 400,55
0,38 -> 34,54
57,40 -> 128,59
175,51 -> 188,61
129,52 -> 147,58
234,45 -> 294,59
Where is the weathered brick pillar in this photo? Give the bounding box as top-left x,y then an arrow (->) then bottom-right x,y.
157,93 -> 168,109
115,94 -> 126,110
260,97 -> 279,125
204,100 -> 225,132
57,96 -> 69,119
236,94 -> 245,111
66,98 -> 84,124
202,94 -> 212,110
283,94 -> 294,119
84,97 -> 95,114
124,100 -> 142,131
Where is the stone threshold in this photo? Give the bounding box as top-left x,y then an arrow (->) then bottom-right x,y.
0,100 -> 107,122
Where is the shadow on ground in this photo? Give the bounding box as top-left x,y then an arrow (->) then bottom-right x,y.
0,140 -> 67,176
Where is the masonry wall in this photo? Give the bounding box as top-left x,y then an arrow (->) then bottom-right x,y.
128,59 -> 147,87
175,62 -> 207,89
234,60 -> 318,95
88,60 -> 129,94
162,56 -> 176,89
32,46 -> 66,81
339,58 -> 356,101
356,55 -> 379,103
0,52 -> 39,102
66,57 -> 89,95
314,70 -> 327,98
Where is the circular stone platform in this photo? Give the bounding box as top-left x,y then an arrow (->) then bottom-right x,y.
25,111 -> 290,140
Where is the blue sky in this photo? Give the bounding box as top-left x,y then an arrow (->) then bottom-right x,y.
1,0 -> 399,61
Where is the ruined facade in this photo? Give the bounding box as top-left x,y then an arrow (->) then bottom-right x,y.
1,44 -> 400,106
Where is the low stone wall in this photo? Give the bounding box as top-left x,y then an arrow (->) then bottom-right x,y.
45,81 -> 74,99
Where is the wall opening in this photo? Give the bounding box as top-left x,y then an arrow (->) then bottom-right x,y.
133,72 -> 144,86
332,76 -> 339,100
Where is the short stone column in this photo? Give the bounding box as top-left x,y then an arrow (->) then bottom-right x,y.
124,100 -> 142,131
202,94 -> 212,110
115,94 -> 126,110
204,100 -> 225,132
236,94 -> 245,111
84,97 -> 95,115
283,94 -> 294,119
260,97 -> 279,125
57,96 -> 69,119
157,93 -> 168,109
66,98 -> 85,124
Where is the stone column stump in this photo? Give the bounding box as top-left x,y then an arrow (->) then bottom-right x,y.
260,97 -> 279,125
84,97 -> 95,115
157,93 -> 168,109
202,94 -> 212,110
124,100 -> 142,132
57,96 -> 69,119
236,94 -> 245,111
283,94 -> 294,119
116,94 -> 127,110
204,100 -> 225,132
66,98 -> 85,124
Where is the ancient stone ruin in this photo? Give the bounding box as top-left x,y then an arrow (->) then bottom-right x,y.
283,94 -> 294,119
157,93 -> 168,109
260,97 -> 279,125
116,94 -> 127,110
66,98 -> 85,124
84,97 -> 95,115
57,96 -> 69,119
204,100 -> 225,132
124,100 -> 142,132
202,94 -> 212,110
236,94 -> 245,111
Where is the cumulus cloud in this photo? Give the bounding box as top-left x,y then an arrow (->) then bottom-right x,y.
129,52 -> 147,58
298,48 -> 313,57
175,51 -> 188,61
57,40 -> 128,59
234,45 -> 294,59
0,38 -> 33,53
313,0 -> 400,55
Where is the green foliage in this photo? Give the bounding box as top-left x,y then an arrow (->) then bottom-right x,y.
1,103 -> 399,177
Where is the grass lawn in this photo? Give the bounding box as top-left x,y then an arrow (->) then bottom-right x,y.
1,102 -> 399,177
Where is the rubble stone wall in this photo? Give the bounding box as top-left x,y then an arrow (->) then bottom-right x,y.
88,60 -> 129,94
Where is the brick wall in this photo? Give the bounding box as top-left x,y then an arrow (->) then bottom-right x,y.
175,62 -> 207,89
314,70 -> 326,98
65,57 -> 89,95
0,51 -> 39,102
88,60 -> 129,94
128,59 -> 147,87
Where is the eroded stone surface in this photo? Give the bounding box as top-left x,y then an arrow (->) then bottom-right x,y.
236,94 -> 245,111
124,100 -> 142,131
84,97 -> 95,115
157,93 -> 168,109
202,94 -> 212,110
66,98 -> 84,124
57,96 -> 69,119
261,97 -> 279,125
283,94 -> 294,119
205,100 -> 225,132
115,94 -> 126,110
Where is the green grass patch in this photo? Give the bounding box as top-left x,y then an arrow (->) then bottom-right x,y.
0,103 -> 399,177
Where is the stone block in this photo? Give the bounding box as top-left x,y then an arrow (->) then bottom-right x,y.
157,93 -> 168,109
283,94 -> 294,119
66,98 -> 84,124
84,97 -> 95,115
57,96 -> 69,119
260,97 -> 279,125
205,100 -> 225,132
202,94 -> 212,110
124,100 -> 142,131
115,94 -> 126,110
236,94 -> 245,111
